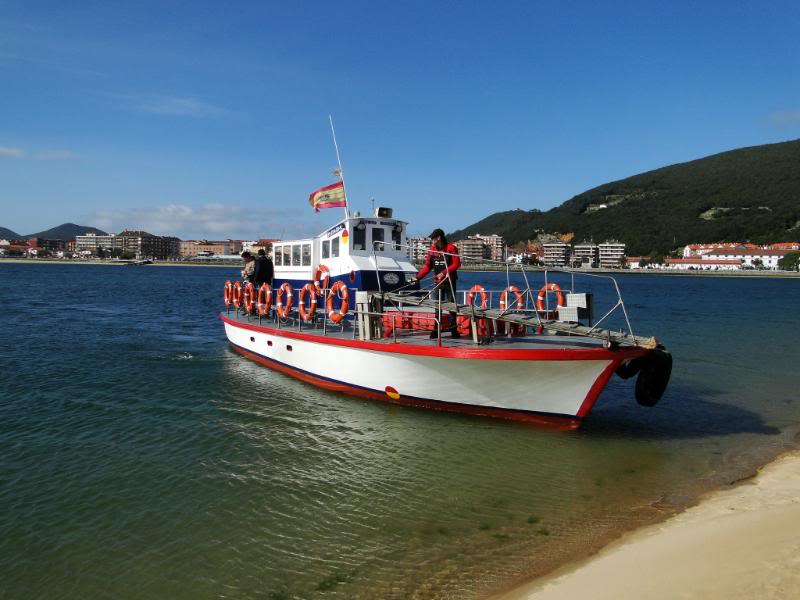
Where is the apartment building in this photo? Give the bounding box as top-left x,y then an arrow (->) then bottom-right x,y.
598,241 -> 626,268
543,242 -> 570,267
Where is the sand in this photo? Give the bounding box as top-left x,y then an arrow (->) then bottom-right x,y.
499,450 -> 800,600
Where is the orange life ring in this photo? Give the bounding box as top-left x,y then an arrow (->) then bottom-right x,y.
535,283 -> 565,312
223,280 -> 234,308
313,264 -> 331,295
232,281 -> 243,309
326,281 -> 350,323
257,283 -> 272,317
466,284 -> 491,337
275,283 -> 294,319
298,283 -> 318,321
466,284 -> 488,308
242,282 -> 256,314
498,285 -> 525,336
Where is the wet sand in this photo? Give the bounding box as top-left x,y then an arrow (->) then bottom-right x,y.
498,450 -> 800,600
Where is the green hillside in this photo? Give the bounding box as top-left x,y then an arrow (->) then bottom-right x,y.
0,226 -> 21,239
449,139 -> 800,256
24,223 -> 108,240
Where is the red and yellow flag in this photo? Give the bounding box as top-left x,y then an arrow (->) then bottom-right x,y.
308,181 -> 346,212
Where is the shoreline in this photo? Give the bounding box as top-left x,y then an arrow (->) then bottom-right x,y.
2,258 -> 799,278
494,448 -> 800,600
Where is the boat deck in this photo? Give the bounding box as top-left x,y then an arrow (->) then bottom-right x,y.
223,310 -> 611,351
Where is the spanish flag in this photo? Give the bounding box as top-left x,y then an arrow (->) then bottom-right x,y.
308,181 -> 347,212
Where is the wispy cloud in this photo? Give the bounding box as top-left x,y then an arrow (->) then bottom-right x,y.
123,94 -> 237,118
0,146 -> 25,158
87,203 -> 316,240
768,110 -> 800,126
0,145 -> 77,160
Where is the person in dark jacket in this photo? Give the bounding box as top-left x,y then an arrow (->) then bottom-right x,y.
412,228 -> 461,338
253,248 -> 274,287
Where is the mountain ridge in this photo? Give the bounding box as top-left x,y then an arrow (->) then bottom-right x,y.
24,223 -> 108,240
449,138 -> 800,256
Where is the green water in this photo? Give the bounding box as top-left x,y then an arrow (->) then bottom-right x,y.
1,263 -> 798,599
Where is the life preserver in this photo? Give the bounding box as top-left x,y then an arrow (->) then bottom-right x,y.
313,264 -> 331,295
535,283 -> 565,312
257,283 -> 272,317
275,283 -> 294,319
466,284 -> 492,337
232,281 -> 243,309
326,281 -> 350,323
466,284 -> 488,308
242,282 -> 256,314
223,280 -> 234,308
298,283 -> 318,321
498,285 -> 525,336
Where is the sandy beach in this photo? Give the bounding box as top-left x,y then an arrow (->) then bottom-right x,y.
498,450 -> 800,600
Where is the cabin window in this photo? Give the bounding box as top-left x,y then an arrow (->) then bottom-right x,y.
322,240 -> 330,259
352,224 -> 366,251
302,243 -> 311,266
274,246 -> 283,266
392,226 -> 402,250
292,245 -> 301,266
332,237 -> 340,257
371,227 -> 385,251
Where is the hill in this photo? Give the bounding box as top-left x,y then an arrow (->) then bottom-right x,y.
449,139 -> 800,256
0,226 -> 21,239
24,223 -> 108,240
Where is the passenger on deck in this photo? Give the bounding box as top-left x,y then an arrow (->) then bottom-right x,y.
411,228 -> 461,338
240,251 -> 255,284
254,249 -> 274,288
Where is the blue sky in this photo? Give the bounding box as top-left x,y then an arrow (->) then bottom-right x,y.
2,1 -> 799,239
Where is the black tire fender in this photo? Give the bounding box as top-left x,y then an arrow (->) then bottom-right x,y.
616,357 -> 646,380
635,346 -> 673,407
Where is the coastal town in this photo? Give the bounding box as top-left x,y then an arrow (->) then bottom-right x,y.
2,228 -> 799,272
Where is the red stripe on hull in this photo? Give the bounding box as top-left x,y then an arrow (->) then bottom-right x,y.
230,344 -> 583,431
221,313 -> 649,362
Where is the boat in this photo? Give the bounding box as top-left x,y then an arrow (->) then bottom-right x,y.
220,204 -> 672,430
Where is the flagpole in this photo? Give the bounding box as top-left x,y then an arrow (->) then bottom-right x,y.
328,115 -> 350,220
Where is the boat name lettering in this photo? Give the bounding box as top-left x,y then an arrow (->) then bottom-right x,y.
325,223 -> 345,237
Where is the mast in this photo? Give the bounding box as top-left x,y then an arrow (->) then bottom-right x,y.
329,115 -> 350,220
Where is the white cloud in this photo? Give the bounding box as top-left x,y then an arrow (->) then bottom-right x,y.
1,145 -> 78,160
131,95 -> 236,118
86,203 -> 319,240
0,146 -> 25,158
769,110 -> 800,125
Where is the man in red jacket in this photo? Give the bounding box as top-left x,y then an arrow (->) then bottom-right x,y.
411,228 -> 461,338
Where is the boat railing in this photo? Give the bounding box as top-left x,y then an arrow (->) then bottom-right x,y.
371,240 -> 637,340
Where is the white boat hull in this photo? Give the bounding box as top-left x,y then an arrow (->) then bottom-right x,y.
222,314 -> 647,429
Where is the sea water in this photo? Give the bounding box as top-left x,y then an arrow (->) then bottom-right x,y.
1,263 -> 798,599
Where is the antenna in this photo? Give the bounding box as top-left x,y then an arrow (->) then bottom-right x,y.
370,197 -> 375,215
329,115 -> 350,220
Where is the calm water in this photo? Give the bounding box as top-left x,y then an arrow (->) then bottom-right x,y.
1,263 -> 799,599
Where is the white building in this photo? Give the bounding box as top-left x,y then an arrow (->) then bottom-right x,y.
703,248 -> 789,270
543,242 -> 570,267
598,241 -> 626,269
407,237 -> 432,263
663,258 -> 743,271
573,242 -> 599,268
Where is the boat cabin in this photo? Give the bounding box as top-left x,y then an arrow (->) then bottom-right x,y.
272,207 -> 418,292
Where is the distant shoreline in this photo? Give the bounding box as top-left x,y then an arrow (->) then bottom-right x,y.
2,257 -> 799,278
